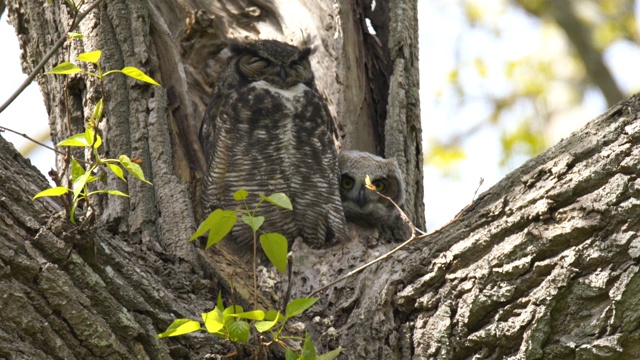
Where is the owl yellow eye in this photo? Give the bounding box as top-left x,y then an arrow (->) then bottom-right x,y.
341,175 -> 355,190
372,180 -> 386,192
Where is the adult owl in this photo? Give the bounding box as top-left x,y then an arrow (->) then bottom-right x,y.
338,150 -> 407,239
199,39 -> 349,258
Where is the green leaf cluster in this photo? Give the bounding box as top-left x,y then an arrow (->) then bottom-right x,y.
158,294 -> 340,359
46,50 -> 160,86
33,127 -> 152,222
33,37 -> 157,224
191,190 -> 293,274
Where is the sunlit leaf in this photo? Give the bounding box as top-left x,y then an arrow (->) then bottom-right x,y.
33,186 -> 68,200
92,98 -> 104,121
46,62 -> 81,75
202,308 -> 224,334
189,209 -> 237,248
259,192 -> 293,210
57,132 -> 89,147
119,155 -> 152,185
67,32 -> 84,39
285,298 -> 318,319
157,319 -> 201,338
77,50 -> 101,64
72,173 -> 90,200
232,310 -> 265,321
242,215 -> 264,234
104,67 -> 161,86
107,163 -> 126,182
87,190 -> 130,197
260,232 -> 288,274
71,157 -> 85,182
234,189 -> 248,201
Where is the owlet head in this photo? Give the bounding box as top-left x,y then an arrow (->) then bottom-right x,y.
338,150 -> 405,225
230,40 -> 314,89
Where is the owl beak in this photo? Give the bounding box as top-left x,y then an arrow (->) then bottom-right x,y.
279,66 -> 287,81
357,187 -> 367,207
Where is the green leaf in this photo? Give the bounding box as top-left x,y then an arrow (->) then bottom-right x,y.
264,309 -> 285,322
67,32 -> 84,39
285,298 -> 319,319
46,62 -> 81,75
92,98 -> 104,121
57,132 -> 90,147
255,310 -> 283,333
189,209 -> 237,248
216,291 -> 224,311
119,155 -> 152,185
233,310 -> 265,321
157,319 -> 201,338
317,348 -> 344,360
260,232 -> 288,274
77,50 -> 101,64
202,308 -> 225,334
70,157 -> 85,182
70,200 -> 78,224
233,189 -> 248,201
260,193 -> 293,210
285,349 -> 299,360
104,67 -> 161,86
223,305 -> 244,316
227,321 -> 250,343
33,186 -> 69,200
107,163 -> 126,182
300,333 -> 316,360
87,190 -> 130,197
242,215 -> 264,234
84,127 -> 102,148
72,173 -> 90,200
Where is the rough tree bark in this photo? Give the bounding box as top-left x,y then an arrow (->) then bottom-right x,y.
2,0 -> 422,358
3,0 -> 638,359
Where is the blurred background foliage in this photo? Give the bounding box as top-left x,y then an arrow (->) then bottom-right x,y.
421,0 -> 639,228
424,0 -> 637,171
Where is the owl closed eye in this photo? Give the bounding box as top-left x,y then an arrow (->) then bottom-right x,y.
233,41 -> 314,88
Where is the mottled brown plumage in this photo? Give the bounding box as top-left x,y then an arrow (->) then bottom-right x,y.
200,40 -> 349,258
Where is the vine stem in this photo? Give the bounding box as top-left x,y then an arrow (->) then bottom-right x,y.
0,0 -> 105,116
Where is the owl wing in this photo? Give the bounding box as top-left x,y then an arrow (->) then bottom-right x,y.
199,81 -> 227,165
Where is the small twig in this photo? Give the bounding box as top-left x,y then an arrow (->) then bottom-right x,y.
0,0 -> 105,116
307,188 -> 418,297
454,177 -> 484,220
0,125 -> 64,155
307,178 -> 484,297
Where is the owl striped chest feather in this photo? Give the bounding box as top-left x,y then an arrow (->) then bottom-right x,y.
199,40 -> 350,259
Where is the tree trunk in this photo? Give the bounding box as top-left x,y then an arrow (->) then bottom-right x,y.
2,0 -> 422,358
6,0 -> 638,359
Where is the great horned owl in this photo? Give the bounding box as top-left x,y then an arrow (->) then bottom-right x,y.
199,40 -> 349,258
338,150 -> 407,239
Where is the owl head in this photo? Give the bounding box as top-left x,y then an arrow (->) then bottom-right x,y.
229,40 -> 314,89
338,150 -> 405,226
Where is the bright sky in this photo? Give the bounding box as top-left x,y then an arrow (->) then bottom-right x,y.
0,2 -> 639,231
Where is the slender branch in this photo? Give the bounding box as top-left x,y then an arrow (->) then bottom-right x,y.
308,181 -> 483,297
0,125 -> 63,156
0,0 -> 105,115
